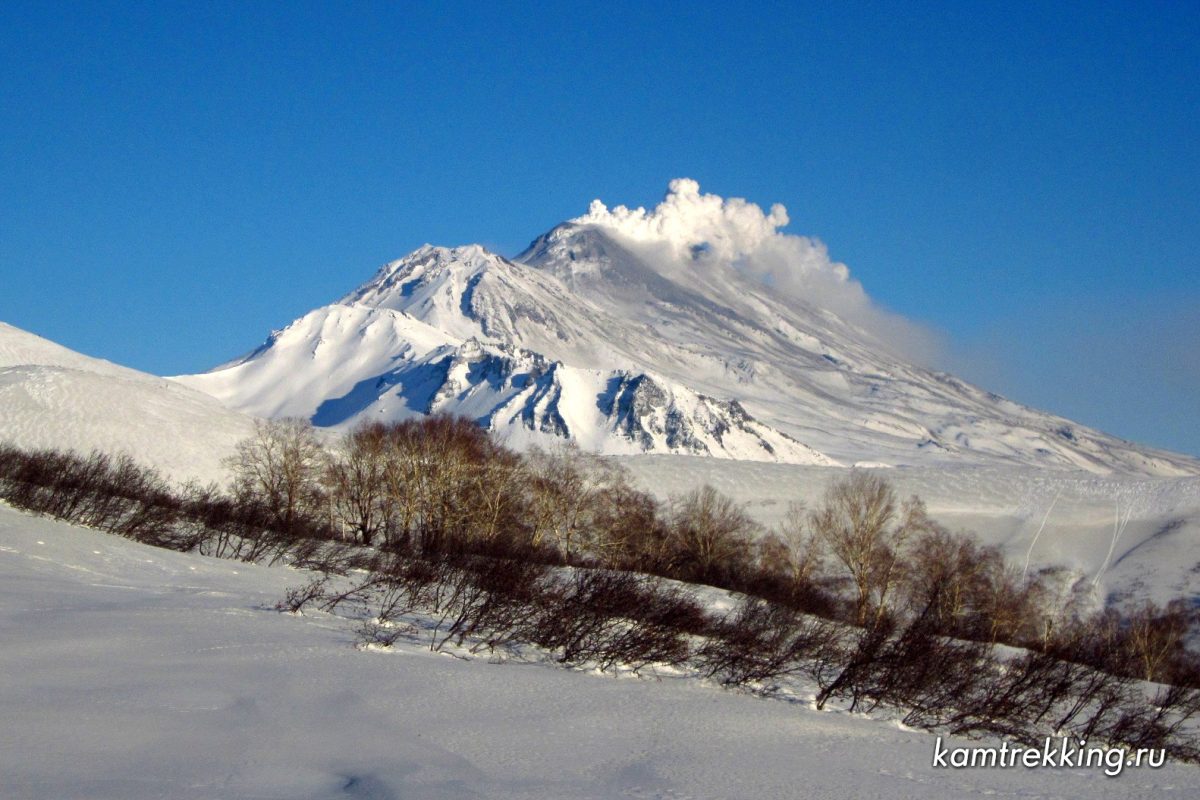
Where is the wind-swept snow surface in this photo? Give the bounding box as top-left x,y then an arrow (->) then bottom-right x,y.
0,322 -> 255,484
2,503 -> 1196,799
177,182 -> 1199,475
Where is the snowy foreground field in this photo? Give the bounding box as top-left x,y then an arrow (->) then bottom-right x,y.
2,503 -> 1197,799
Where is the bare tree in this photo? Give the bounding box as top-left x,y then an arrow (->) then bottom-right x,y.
375,415 -> 519,553
463,446 -> 530,549
809,471 -> 930,627
665,485 -> 759,585
591,479 -> 670,572
758,502 -> 822,588
974,562 -> 1049,645
1124,600 -> 1196,683
227,418 -> 326,535
323,422 -> 392,545
900,524 -> 1007,636
525,444 -> 627,561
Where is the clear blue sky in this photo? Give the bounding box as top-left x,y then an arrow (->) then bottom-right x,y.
2,2 -> 1197,455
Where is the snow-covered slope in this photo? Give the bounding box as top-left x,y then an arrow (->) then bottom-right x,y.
0,322 -> 254,484
618,456 -> 1200,609
176,181 -> 1199,476
179,246 -> 834,463
3,503 -> 1195,798
520,220 -> 1199,475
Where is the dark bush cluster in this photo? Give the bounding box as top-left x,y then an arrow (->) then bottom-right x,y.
0,445 -> 193,548
0,442 -> 361,567
529,570 -> 707,671
290,552 -> 705,674
694,599 -> 836,690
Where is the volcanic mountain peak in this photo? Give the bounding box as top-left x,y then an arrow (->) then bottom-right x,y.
174,182 -> 1199,475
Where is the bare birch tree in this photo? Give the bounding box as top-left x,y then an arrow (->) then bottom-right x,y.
227,418 -> 325,535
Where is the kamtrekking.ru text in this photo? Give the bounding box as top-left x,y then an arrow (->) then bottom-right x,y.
931,736 -> 1165,777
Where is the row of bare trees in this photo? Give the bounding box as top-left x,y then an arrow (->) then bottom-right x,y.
229,416 -> 757,570
3,421 -> 1195,691
3,417 -> 1199,759
222,417 -> 1200,685
111,416 -> 1200,689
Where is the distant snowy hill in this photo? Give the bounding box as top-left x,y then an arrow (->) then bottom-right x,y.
176,180 -> 1199,476
0,322 -> 254,484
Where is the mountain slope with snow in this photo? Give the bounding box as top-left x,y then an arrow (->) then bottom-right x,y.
0,322 -> 255,484
178,245 -> 834,463
176,181 -> 1199,476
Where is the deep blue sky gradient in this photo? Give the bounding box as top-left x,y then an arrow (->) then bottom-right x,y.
2,2 -> 1197,454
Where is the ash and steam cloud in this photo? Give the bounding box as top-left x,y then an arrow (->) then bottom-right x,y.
572,178 -> 943,364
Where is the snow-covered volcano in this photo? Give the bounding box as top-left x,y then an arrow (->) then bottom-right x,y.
176,180 -> 1198,476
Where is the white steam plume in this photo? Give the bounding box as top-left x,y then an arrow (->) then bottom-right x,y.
573,179 -> 942,363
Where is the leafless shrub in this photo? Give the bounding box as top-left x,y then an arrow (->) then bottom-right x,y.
661,485 -> 759,586
871,602 -> 993,720
1122,600 -> 1198,683
530,570 -> 704,672
695,597 -> 832,691
355,618 -> 415,649
812,616 -> 894,711
0,446 -> 191,548
807,602 -> 974,717
1100,684 -> 1200,761
287,538 -> 373,575
430,562 -> 538,653
278,575 -> 331,613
